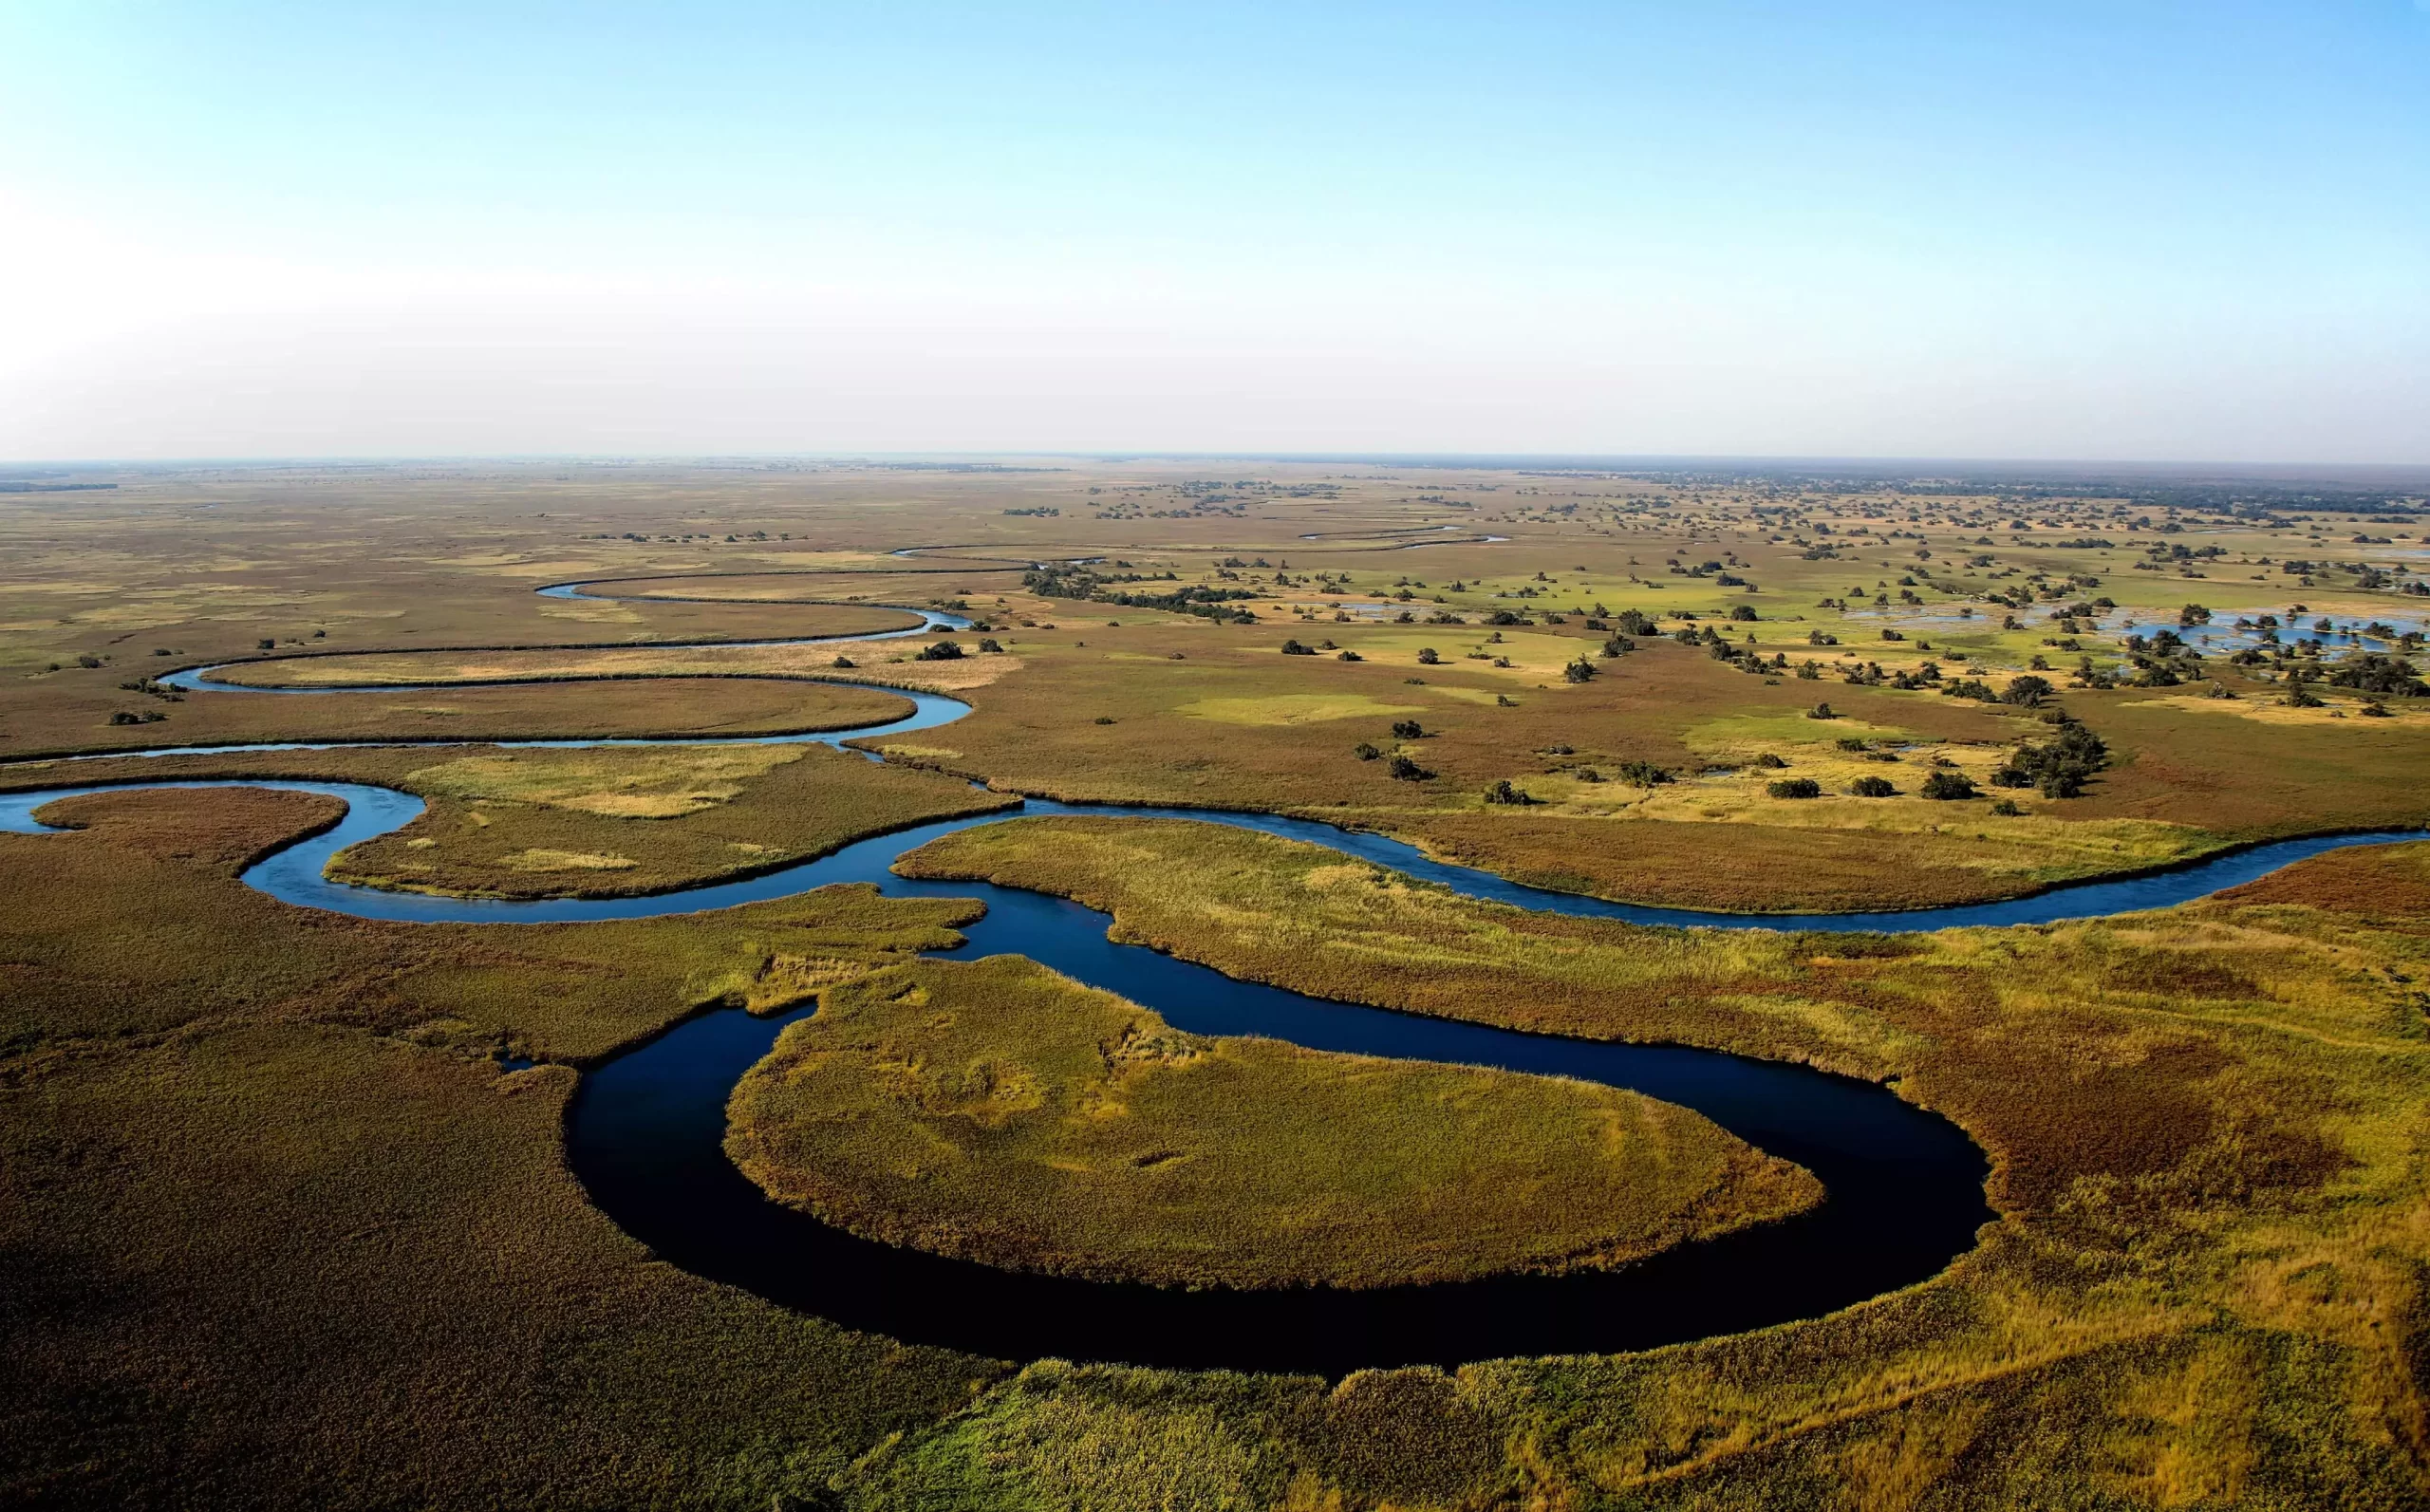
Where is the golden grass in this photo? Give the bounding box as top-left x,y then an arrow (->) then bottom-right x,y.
402,742 -> 808,816
7,461 -> 2429,1506
878,814 -> 2430,1507
215,635 -> 1024,695
1178,693 -> 1428,726
726,955 -> 1817,1290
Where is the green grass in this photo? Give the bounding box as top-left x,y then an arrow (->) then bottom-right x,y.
0,784 -> 1004,1508
3,740 -> 1019,903
7,463 -> 2430,1508
726,954 -> 1818,1290
882,814 -> 2430,1509
328,740 -> 1019,899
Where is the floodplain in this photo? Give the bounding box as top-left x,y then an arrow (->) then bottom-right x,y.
3,457 -> 2428,1510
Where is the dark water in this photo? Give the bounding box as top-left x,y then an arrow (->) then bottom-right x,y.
6,590 -> 2419,1372
566,878 -> 1993,1373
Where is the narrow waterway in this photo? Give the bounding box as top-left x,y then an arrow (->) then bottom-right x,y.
2,578 -> 2414,1371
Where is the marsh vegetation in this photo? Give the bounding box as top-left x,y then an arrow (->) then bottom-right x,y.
4,457 -> 2426,1509
725,955 -> 1819,1290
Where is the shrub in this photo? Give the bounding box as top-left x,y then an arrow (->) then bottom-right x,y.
1562,658 -> 1597,683
1613,609 -> 1657,635
2000,674 -> 2054,707
976,638 -> 1003,653
1991,797 -> 2024,815
1806,702 -> 1837,719
1352,742 -> 1381,760
1336,649 -> 1363,662
1616,760 -> 1673,788
1388,755 -> 1432,781
1919,770 -> 1979,800
1849,775 -> 1897,798
832,656 -> 855,668
1482,779 -> 1535,805
1753,753 -> 1787,770
1729,605 -> 1758,622
1416,647 -> 1441,665
1995,720 -> 2109,798
914,640 -> 965,662
1391,720 -> 1424,739
1280,640 -> 1316,656
2327,653 -> 2427,698
1767,777 -> 1822,799
2359,700 -> 2391,718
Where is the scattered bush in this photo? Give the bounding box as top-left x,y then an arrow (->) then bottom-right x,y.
1482,779 -> 1536,805
1391,720 -> 1424,739
1806,702 -> 1837,719
1280,639 -> 1317,656
1919,770 -> 1978,800
913,640 -> 965,662
2000,674 -> 2055,707
1767,777 -> 1822,799
1353,742 -> 1381,760
1388,755 -> 1433,781
1849,775 -> 1897,798
2327,653 -> 2427,698
1616,761 -> 1673,788
1753,753 -> 1787,770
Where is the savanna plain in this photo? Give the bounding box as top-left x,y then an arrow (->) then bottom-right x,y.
3,457 -> 2428,1509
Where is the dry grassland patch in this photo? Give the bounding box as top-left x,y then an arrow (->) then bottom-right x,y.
405,744 -> 806,817
1179,694 -> 1426,726
500,849 -> 639,871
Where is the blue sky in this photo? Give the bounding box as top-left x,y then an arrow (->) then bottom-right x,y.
2,2 -> 2424,461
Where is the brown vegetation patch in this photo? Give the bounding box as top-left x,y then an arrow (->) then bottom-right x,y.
30,785 -> 347,869
2215,841 -> 2430,922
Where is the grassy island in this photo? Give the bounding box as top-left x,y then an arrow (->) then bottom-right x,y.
320,740 -> 1019,899
724,955 -> 1821,1290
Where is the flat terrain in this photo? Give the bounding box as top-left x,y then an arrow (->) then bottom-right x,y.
727,954 -> 1819,1289
3,457 -> 2426,1509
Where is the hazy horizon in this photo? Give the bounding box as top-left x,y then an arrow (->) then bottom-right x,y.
5,3 -> 2425,464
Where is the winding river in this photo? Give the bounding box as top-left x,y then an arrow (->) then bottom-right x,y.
2,576 -> 2417,1373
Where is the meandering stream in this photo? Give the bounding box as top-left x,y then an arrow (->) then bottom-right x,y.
3,578 -> 2415,1372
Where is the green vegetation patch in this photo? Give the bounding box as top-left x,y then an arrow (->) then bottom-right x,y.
725,955 -> 1819,1290
404,742 -> 807,816
323,741 -> 1018,900
1177,692 -> 1425,726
